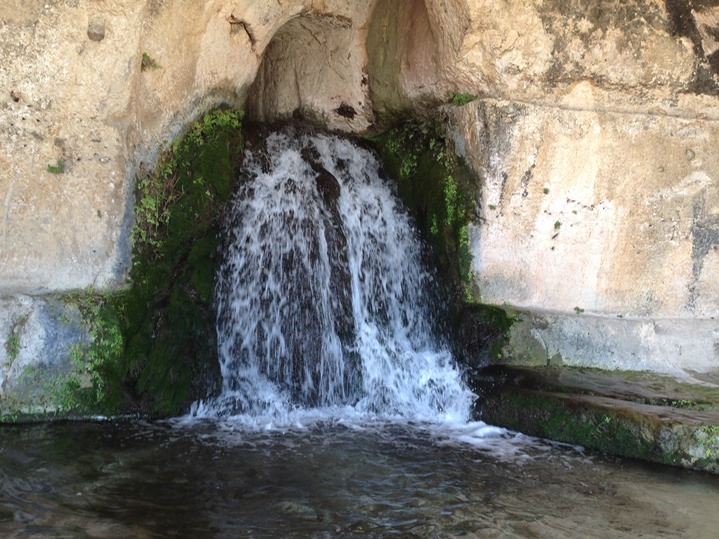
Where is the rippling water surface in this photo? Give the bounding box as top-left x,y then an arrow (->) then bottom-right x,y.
2,419 -> 718,538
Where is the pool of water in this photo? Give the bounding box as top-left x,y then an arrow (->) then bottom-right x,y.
1,419 -> 718,538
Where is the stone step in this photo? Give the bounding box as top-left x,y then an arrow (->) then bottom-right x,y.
471,365 -> 719,474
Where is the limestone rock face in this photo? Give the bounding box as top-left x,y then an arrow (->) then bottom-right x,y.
0,0 -> 379,295
453,0 -> 698,97
450,96 -> 719,374
367,0 -> 719,119
0,0 -> 141,294
366,0 -> 463,118
246,7 -> 375,131
3,0 -> 719,295
451,95 -> 719,319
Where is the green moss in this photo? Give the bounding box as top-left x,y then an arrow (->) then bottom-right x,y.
695,426 -> 719,463
57,108 -> 244,418
5,315 -> 26,361
47,160 -> 65,174
475,370 -> 719,474
141,52 -> 162,71
482,390 -> 665,464
120,108 -> 243,416
369,119 -> 477,300
450,92 -> 477,106
69,294 -> 125,413
452,304 -> 519,369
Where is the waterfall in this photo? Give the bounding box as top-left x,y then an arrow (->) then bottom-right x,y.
192,128 -> 474,423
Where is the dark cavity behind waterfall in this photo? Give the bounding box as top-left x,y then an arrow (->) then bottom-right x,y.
192,128 -> 473,422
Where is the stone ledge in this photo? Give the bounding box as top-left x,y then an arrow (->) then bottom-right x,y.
472,365 -> 719,474
504,308 -> 719,375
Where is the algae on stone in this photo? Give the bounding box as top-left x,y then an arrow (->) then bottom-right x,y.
370,117 -> 477,300
45,108 -> 245,419
473,365 -> 719,475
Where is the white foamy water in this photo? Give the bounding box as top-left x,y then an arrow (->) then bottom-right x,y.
191,129 -> 475,425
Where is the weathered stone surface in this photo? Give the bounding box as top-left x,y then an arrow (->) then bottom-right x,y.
0,0 -> 379,296
246,8 -> 374,131
473,365 -> 719,474
451,96 -> 719,319
0,0 -> 138,294
0,296 -> 87,419
366,0 -> 459,119
449,96 -> 719,375
505,309 -> 719,375
365,0 -> 719,120
86,20 -> 105,42
2,0 -> 719,296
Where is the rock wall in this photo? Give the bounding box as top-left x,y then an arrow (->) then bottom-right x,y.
4,0 -> 719,295
247,7 -> 375,131
0,0 -> 378,295
439,1 -> 719,378
2,0 -> 719,416
452,95 -> 719,318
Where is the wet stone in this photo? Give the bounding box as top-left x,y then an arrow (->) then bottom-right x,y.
472,365 -> 719,475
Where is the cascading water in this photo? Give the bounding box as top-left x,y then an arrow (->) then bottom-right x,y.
7,137 -> 715,539
193,128 -> 474,423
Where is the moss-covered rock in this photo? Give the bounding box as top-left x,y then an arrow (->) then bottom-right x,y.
369,117 -> 477,302
473,365 -> 719,475
50,109 -> 245,418
119,108 -> 243,416
0,296 -> 91,422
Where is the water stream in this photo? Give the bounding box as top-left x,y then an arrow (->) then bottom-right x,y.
1,129 -> 718,537
193,128 -> 472,425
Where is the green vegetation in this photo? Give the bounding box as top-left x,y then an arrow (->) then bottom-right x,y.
450,92 -> 477,106
370,119 -> 477,301
460,304 -> 519,364
574,306 -> 585,314
473,365 -> 719,474
664,398 -> 695,408
696,426 -> 719,460
54,108 -> 244,417
554,220 -> 562,230
5,315 -> 27,361
141,52 -> 162,72
55,292 -> 125,412
480,391 -> 667,465
47,160 -> 65,174
120,107 -> 243,415
6,333 -> 20,361
0,413 -> 18,424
